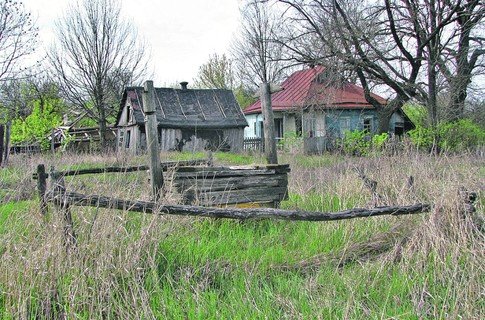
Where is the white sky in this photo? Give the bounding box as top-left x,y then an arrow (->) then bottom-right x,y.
23,0 -> 241,86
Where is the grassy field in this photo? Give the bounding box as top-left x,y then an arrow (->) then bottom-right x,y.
0,150 -> 483,319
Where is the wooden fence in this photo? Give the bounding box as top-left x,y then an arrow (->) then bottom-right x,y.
243,137 -> 263,152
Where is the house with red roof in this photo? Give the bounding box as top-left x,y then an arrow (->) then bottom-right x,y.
244,66 -> 413,152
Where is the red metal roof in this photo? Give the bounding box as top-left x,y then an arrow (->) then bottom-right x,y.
244,66 -> 387,115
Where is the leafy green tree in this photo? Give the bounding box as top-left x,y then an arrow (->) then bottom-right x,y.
11,98 -> 63,150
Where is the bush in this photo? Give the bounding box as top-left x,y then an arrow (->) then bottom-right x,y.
11,100 -> 62,150
407,119 -> 485,152
341,130 -> 389,156
278,131 -> 303,153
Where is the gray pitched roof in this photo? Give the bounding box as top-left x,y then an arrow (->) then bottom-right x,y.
117,87 -> 248,129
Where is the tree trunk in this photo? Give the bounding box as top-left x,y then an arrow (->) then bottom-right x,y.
261,82 -> 278,164
98,108 -> 107,152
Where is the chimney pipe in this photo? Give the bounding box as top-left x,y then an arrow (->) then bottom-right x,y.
180,81 -> 188,90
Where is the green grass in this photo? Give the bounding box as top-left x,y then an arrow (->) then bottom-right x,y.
0,151 -> 483,318
0,201 -> 33,235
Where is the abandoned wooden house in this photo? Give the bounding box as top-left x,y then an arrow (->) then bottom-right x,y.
115,82 -> 248,153
244,66 -> 414,153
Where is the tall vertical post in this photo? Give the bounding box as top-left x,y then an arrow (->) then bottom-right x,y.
51,129 -> 56,154
0,124 -> 4,167
260,82 -> 278,164
50,166 -> 76,250
37,164 -> 48,215
142,80 -> 164,200
3,122 -> 10,165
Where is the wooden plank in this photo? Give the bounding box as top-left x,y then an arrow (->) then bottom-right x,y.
184,186 -> 288,206
172,166 -> 290,179
175,164 -> 290,173
172,174 -> 288,192
48,189 -> 431,221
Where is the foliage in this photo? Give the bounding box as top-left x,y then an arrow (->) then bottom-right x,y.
341,130 -> 389,156
193,53 -> 235,89
10,100 -> 62,150
278,131 -> 303,153
403,104 -> 428,127
233,85 -> 256,109
404,104 -> 484,152
439,119 -> 485,151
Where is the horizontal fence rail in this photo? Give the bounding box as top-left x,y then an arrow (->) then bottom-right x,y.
33,159 -> 209,179
48,189 -> 431,222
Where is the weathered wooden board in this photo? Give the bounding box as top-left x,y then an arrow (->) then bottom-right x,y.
172,173 -> 288,192
168,164 -> 290,207
183,186 -> 289,206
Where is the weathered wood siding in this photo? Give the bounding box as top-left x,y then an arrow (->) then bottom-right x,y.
159,127 -> 244,153
168,164 -> 290,207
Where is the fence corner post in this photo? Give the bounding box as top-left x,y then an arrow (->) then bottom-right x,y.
142,80 -> 164,201
50,166 -> 77,250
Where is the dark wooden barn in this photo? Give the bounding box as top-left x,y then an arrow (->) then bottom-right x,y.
115,82 -> 248,153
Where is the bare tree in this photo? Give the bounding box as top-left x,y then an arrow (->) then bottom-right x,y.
193,53 -> 235,89
277,0 -> 484,133
0,0 -> 37,84
436,0 -> 485,121
232,1 -> 289,90
49,0 -> 149,150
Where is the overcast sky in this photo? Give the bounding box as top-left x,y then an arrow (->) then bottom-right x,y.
23,0 -> 241,86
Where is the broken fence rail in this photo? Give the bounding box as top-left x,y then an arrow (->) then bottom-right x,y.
33,159 -> 209,179
48,189 -> 431,222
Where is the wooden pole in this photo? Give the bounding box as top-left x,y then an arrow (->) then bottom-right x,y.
260,82 -> 278,164
142,80 -> 164,200
51,129 -> 55,154
49,167 -> 77,249
0,124 -> 4,167
37,164 -> 48,215
49,189 -> 431,222
3,122 -> 10,165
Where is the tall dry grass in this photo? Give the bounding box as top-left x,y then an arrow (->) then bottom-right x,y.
0,150 -> 483,318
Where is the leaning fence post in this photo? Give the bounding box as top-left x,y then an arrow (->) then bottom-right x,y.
50,166 -> 77,249
37,164 -> 48,215
142,80 -> 164,201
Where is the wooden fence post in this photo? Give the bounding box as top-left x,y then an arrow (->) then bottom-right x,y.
260,82 -> 278,164
142,80 -> 164,200
3,122 -> 10,165
51,129 -> 55,154
0,124 -> 4,167
50,166 -> 77,249
37,164 -> 48,215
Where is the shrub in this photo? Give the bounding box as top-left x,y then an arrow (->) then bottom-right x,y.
341,130 -> 389,156
407,119 -> 485,152
278,131 -> 303,153
11,101 -> 62,150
